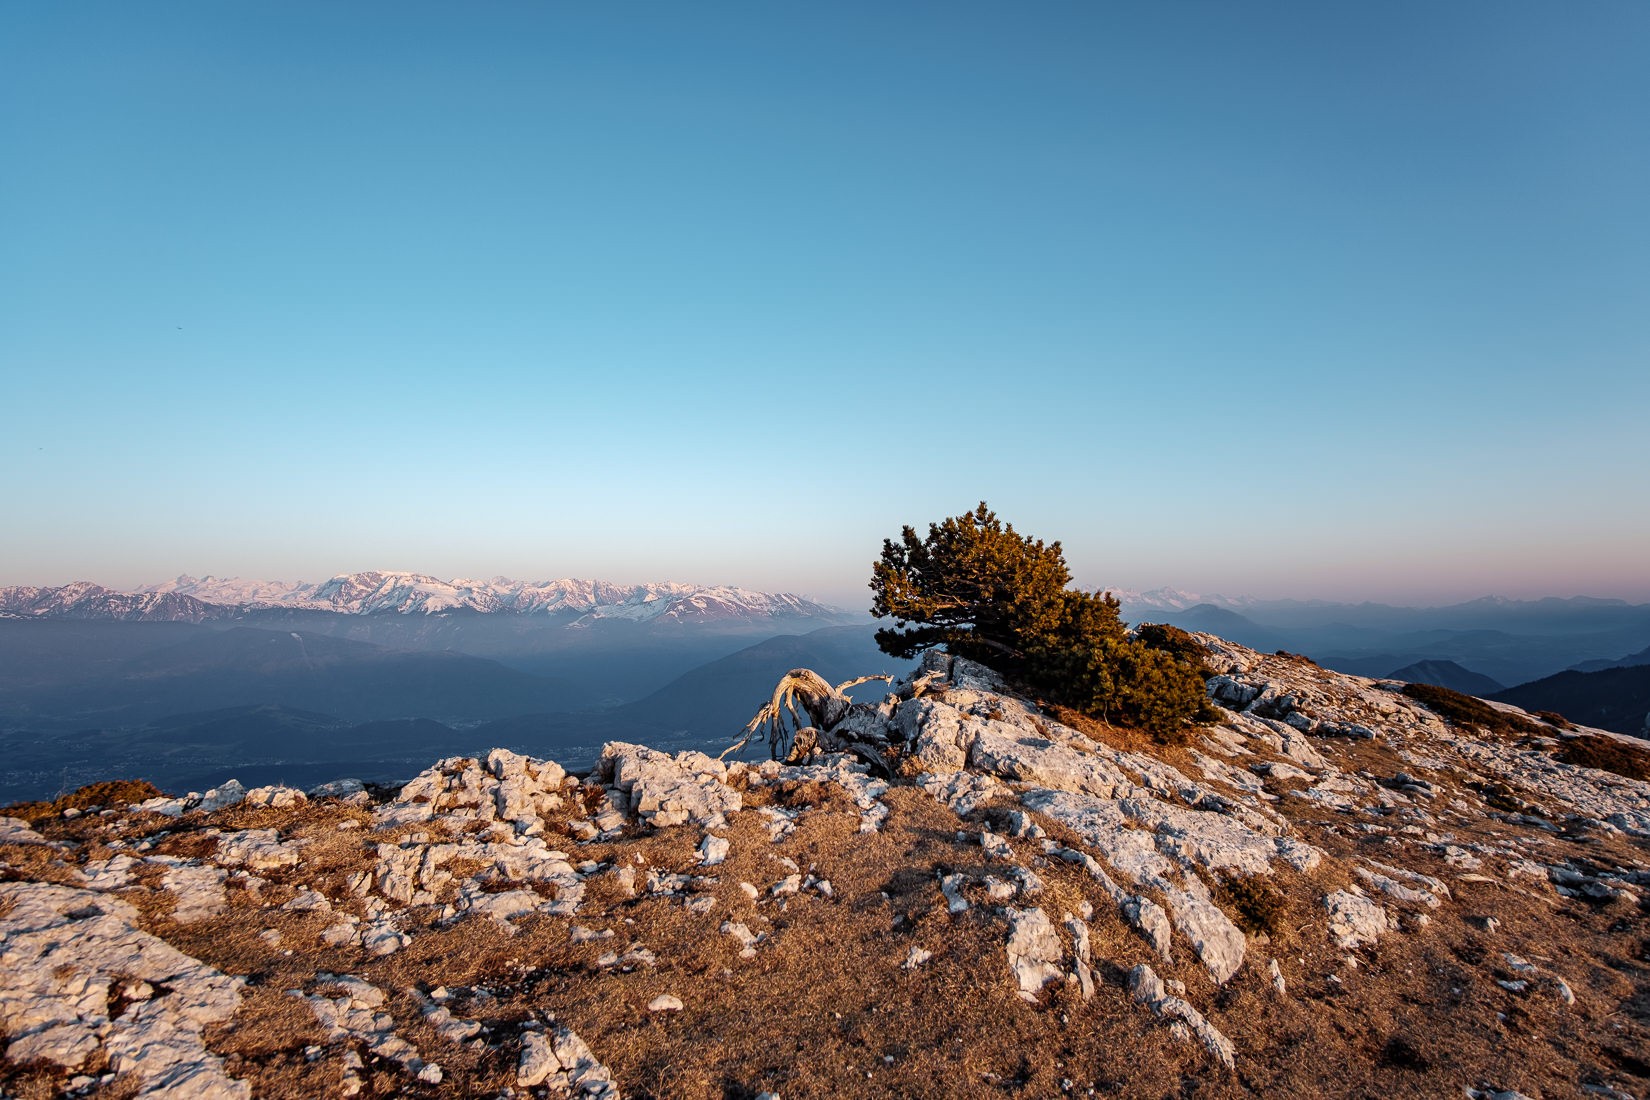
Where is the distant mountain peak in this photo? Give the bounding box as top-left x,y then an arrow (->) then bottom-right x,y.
1385,659 -> 1504,696
0,582 -> 220,624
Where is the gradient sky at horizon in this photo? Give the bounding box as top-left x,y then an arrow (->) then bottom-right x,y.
4,2 -> 1647,609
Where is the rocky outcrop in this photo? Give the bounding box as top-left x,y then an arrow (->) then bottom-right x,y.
1003,907 -> 1064,1001
134,780 -> 248,819
303,975 -> 445,1090
516,1020 -> 618,1096
1128,963 -> 1236,1070
597,743 -> 741,829
377,750 -> 572,829
3,634 -> 1648,1097
0,883 -> 245,1096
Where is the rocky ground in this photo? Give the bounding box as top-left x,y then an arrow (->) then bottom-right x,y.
2,637 -> 1648,1098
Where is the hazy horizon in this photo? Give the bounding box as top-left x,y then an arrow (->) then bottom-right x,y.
5,4 -> 1646,609
6,563 -> 1649,615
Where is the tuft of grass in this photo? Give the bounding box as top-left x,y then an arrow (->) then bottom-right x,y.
1047,705 -> 1147,754
575,782 -> 609,816
1533,710 -> 1574,730
2,779 -> 164,825
1555,735 -> 1650,782
1400,682 -> 1542,737
772,778 -> 852,810
1217,874 -> 1287,937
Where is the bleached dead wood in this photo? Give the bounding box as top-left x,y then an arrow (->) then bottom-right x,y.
723,668 -> 892,765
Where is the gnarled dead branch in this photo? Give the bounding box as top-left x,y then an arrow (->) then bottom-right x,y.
722,668 -> 892,762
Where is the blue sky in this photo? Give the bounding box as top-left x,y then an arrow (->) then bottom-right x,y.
4,2 -> 1647,607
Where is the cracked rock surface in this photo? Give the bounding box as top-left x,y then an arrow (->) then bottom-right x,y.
0,882 -> 246,1097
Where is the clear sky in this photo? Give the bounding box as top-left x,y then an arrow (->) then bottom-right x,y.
4,2 -> 1647,609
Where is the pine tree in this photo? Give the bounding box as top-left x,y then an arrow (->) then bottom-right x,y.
870,504 -> 1209,741
870,503 -> 1070,668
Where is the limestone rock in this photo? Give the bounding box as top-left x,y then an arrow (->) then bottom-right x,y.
244,785 -> 307,810
304,978 -> 442,1085
898,698 -> 972,771
370,828 -> 582,920
196,780 -> 249,814
83,853 -> 137,892
135,779 -> 247,819
1128,963 -> 1236,1070
215,828 -> 305,871
1021,788 -> 1251,982
1355,863 -> 1446,909
510,1022 -> 623,1097
283,888 -> 331,913
722,921 -> 761,958
1004,906 -> 1063,1002
1165,886 -> 1246,984
0,817 -> 55,846
914,770 -> 1008,816
308,778 -> 367,800
939,873 -> 970,914
698,834 -> 730,866
161,862 -> 229,923
0,883 -> 244,1094
1064,914 -> 1096,1000
769,756 -> 891,832
1324,890 -> 1388,948
1123,895 -> 1174,960
517,1030 -> 556,1086
969,723 -> 1132,799
416,991 -> 482,1044
598,743 -> 741,828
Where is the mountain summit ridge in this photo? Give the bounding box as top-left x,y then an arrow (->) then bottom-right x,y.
0,573 -> 850,625
1,632 -> 1647,1097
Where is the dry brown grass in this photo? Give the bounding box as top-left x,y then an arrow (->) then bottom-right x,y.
1,780 -> 162,826
6,746 -> 1650,1099
1402,682 -> 1543,737
451,788 -> 1197,1100
1045,705 -> 1204,771
1555,734 -> 1650,782
0,842 -> 87,887
1218,875 -> 1289,938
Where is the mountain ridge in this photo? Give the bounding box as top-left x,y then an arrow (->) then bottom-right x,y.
0,573 -> 852,626
1384,659 -> 1505,696
1493,664 -> 1650,737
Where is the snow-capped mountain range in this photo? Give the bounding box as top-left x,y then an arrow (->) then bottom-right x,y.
1107,587 -> 1248,613
0,572 -> 849,626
